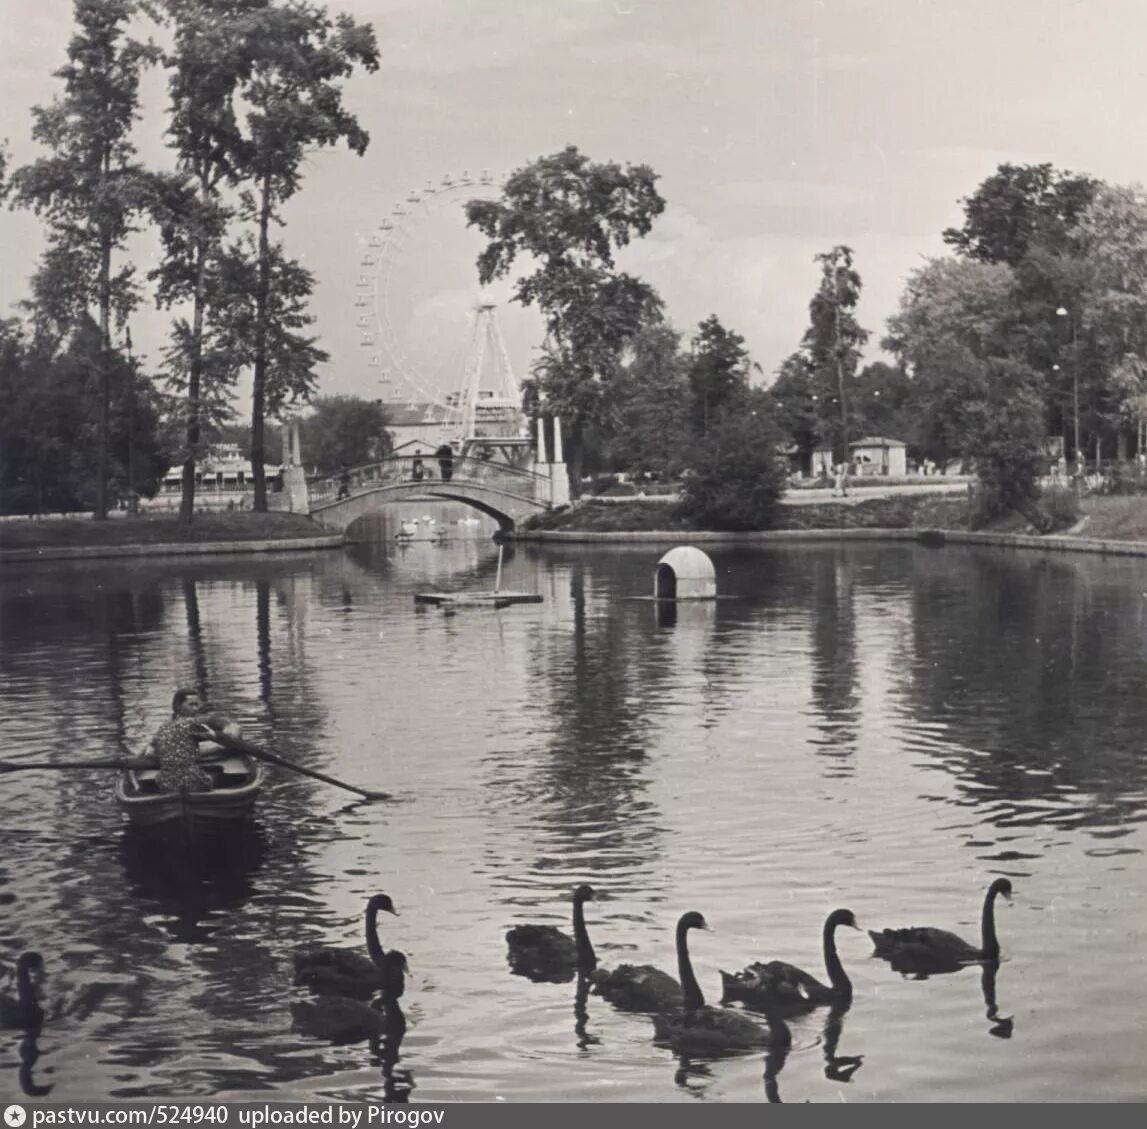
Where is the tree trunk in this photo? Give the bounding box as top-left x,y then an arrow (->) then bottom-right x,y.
180,184 -> 210,527
251,169 -> 272,513
95,205 -> 113,521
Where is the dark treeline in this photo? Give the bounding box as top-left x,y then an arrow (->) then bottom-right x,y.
0,0 -> 379,520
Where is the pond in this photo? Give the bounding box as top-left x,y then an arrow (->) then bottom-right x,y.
1,513 -> 1145,1103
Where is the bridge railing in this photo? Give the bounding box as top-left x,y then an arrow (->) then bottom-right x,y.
309,454 -> 550,506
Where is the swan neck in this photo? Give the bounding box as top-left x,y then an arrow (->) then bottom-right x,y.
823,919 -> 851,997
981,889 -> 1000,958
366,905 -> 386,968
676,922 -> 704,1010
16,964 -> 36,1004
572,897 -> 596,970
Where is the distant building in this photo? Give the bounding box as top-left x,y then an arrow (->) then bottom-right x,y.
850,436 -> 907,477
155,443 -> 282,508
384,402 -> 458,451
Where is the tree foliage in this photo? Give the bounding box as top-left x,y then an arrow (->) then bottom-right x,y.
677,395 -> 787,531
688,314 -> 752,438
943,162 -> 1098,266
1077,184 -> 1147,434
800,245 -> 868,462
466,145 -> 666,485
4,0 -> 160,518
0,317 -> 168,515
233,0 -> 378,511
604,323 -> 690,478
151,0 -> 263,522
300,395 -> 391,474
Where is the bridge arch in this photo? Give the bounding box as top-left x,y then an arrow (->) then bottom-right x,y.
308,478 -> 548,533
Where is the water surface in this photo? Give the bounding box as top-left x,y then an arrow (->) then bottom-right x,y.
1,512 -> 1145,1103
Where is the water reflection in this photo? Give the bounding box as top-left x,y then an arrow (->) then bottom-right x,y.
1,541 -> 1146,1101
808,552 -> 860,775
375,998 -> 412,1102
573,970 -> 598,1050
981,962 -> 1014,1040
821,1002 -> 864,1084
119,824 -> 268,944
18,1027 -> 53,1097
486,560 -> 666,905
905,549 -> 1147,833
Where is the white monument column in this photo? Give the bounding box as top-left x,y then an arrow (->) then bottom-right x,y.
549,416 -> 570,507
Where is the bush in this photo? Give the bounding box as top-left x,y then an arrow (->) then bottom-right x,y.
1036,485 -> 1081,531
675,410 -> 787,530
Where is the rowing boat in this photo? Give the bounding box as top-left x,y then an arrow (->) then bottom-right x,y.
114,743 -> 264,833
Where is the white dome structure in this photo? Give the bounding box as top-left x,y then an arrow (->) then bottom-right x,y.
654,546 -> 717,601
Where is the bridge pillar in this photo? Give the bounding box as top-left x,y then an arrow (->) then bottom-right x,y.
283,419 -> 309,513
532,415 -> 570,508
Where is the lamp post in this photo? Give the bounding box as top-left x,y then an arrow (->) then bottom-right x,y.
1056,306 -> 1080,482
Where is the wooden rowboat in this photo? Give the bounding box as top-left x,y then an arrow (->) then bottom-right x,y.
114,742 -> 264,833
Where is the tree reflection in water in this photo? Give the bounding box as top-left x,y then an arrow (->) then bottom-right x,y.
488,560 -> 669,913
906,549 -> 1147,832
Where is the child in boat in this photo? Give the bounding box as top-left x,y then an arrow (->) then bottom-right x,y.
150,688 -> 240,793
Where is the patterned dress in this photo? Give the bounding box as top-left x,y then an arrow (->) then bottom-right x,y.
152,716 -> 214,793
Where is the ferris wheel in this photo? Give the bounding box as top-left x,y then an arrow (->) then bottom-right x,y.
353,170 -> 524,439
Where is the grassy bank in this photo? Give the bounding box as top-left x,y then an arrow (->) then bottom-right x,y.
1071,495 -> 1147,541
521,493 -> 974,535
522,490 -> 1147,541
0,511 -> 329,550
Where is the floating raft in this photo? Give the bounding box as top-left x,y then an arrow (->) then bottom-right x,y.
414,591 -> 543,607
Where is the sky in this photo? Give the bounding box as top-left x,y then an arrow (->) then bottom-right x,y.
3,0 -> 1147,411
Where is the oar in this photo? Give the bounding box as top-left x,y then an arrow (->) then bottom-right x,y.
0,758 -> 158,774
210,733 -> 390,802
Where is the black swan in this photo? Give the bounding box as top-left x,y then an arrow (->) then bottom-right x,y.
506,884 -> 597,983
294,893 -> 400,998
591,961 -> 684,1014
720,908 -> 859,1013
0,952 -> 44,1030
869,878 -> 1012,973
292,951 -> 409,1044
650,912 -> 776,1056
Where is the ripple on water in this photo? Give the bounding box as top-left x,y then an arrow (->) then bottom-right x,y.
0,541 -> 1145,1101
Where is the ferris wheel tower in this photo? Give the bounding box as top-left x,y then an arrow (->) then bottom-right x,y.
355,170 -> 531,459
451,291 -> 524,454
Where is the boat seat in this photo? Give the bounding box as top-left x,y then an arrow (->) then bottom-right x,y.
130,754 -> 251,795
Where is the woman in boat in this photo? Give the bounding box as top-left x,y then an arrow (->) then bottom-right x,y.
150,688 -> 241,794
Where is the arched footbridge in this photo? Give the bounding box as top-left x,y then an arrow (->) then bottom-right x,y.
301,455 -> 563,532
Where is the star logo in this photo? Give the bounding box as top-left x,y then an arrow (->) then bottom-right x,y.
4,1106 -> 27,1128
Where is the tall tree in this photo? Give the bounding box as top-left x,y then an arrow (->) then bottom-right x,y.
765,351 -> 819,470
465,145 -> 666,488
801,246 -> 868,465
688,314 -> 752,438
211,236 -> 330,416
152,0 -> 260,523
884,256 -> 1019,465
604,323 -> 689,478
943,162 -> 1098,267
4,0 -> 159,519
301,395 -> 390,474
1076,183 -> 1147,458
235,1 -> 378,512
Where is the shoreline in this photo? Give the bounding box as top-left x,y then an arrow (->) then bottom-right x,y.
0,532 -> 346,564
514,525 -> 1147,558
